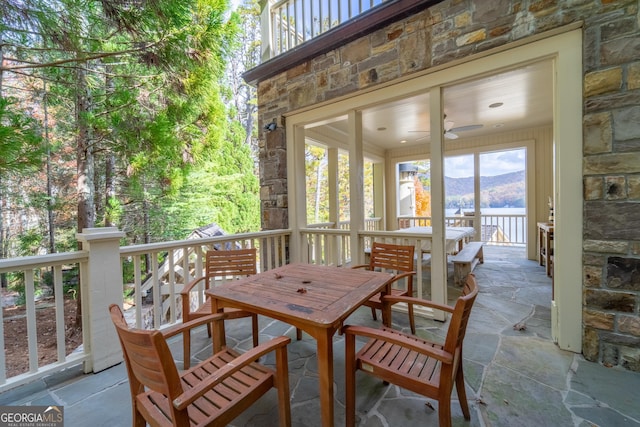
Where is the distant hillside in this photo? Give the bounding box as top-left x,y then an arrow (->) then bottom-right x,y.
444,170 -> 525,209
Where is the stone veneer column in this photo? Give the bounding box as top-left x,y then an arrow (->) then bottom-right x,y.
582,12 -> 640,369
76,227 -> 125,372
259,124 -> 288,230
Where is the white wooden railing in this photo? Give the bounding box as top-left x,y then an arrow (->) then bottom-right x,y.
1,217 -> 519,393
0,252 -> 90,392
266,0 -> 391,58
120,229 -> 290,330
0,228 -> 290,393
299,227 -> 449,321
398,214 -> 527,245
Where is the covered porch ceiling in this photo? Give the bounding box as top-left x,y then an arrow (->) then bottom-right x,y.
304,59 -> 553,153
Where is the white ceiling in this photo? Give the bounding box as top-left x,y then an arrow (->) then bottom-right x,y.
306,59 -> 553,151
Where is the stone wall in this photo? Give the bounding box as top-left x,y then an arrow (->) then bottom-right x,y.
255,0 -> 640,370
581,0 -> 640,370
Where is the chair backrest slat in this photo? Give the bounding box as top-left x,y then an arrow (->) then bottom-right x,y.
369,242 -> 415,273
205,248 -> 257,286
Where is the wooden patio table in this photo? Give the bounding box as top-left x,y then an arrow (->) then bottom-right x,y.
206,263 -> 394,427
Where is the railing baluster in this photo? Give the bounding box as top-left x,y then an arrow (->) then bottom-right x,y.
287,1 -> 292,52
25,269 -> 38,373
53,265 -> 66,362
152,256 -> 161,328
134,255 -> 142,328
0,282 -> 5,384
168,249 -> 176,324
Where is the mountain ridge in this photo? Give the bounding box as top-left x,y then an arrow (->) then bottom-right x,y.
444,170 -> 525,209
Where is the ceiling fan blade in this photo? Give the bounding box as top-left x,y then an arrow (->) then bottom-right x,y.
445,131 -> 459,140
450,124 -> 483,133
444,120 -> 455,131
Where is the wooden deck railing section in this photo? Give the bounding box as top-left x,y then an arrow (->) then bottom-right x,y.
0,251 -> 90,391
0,219 -> 516,393
0,228 -> 290,393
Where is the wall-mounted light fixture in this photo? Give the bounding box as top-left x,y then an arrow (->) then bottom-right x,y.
264,119 -> 277,132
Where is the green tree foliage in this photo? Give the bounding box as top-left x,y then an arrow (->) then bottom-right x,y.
0,98 -> 44,174
305,144 -> 328,224
0,0 -> 260,259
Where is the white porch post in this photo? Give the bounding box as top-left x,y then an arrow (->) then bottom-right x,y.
288,123 -> 307,263
348,110 -> 364,260
77,227 -> 126,372
429,88 -> 447,321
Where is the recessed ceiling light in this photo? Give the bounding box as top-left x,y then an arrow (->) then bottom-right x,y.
489,102 -> 503,108
400,140 -> 407,144
377,127 -> 387,131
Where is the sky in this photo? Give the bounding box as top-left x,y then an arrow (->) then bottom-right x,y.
444,148 -> 526,178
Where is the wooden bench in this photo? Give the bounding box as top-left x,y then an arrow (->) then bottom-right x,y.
451,242 -> 484,286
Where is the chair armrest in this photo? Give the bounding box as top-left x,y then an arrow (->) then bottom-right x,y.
390,271 -> 416,294
180,276 -> 206,295
161,313 -> 227,339
393,271 -> 415,282
342,325 -> 452,364
351,264 -> 369,270
173,336 -> 291,410
381,295 -> 455,313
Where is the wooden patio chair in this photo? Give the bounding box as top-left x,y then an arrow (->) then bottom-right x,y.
109,304 -> 292,427
352,242 -> 417,333
180,248 -> 259,369
343,273 -> 479,427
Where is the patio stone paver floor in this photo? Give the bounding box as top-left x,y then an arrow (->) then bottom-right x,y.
1,246 -> 640,426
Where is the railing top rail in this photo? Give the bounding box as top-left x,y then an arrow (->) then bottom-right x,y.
0,251 -> 88,273
271,0 -> 291,9
300,227 -> 349,235
119,229 -> 292,256
307,222 -> 336,229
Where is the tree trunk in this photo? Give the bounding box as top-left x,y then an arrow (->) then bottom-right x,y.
75,64 -> 95,324
104,153 -> 116,227
104,65 -> 116,227
0,46 -> 6,286
76,66 -> 95,235
44,81 -> 55,254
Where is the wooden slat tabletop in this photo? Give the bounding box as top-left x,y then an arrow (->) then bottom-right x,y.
207,263 -> 394,328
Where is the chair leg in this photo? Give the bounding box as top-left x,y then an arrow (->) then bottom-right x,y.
345,334 -> 357,427
275,346 -> 292,427
133,406 -> 146,427
370,306 -> 377,321
251,314 -> 259,347
438,395 -> 452,427
296,328 -> 302,341
408,303 -> 415,335
455,366 -> 471,420
183,329 -> 191,370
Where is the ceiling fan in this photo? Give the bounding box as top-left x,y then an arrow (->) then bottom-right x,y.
409,115 -> 483,141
